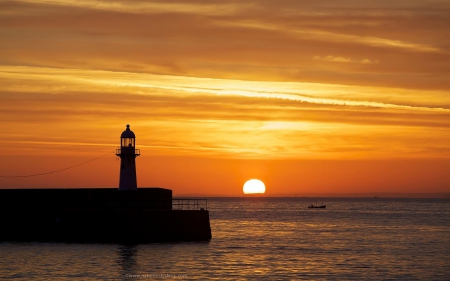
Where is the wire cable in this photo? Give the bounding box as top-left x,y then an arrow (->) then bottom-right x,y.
0,151 -> 114,178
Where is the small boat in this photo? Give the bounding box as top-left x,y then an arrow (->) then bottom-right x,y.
308,203 -> 326,209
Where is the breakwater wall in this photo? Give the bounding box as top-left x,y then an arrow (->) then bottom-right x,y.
0,188 -> 211,243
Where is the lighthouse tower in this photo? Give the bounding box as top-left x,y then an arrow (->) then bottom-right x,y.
116,124 -> 140,190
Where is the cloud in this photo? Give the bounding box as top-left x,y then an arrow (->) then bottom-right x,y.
1,65 -> 449,160
1,65 -> 448,112
0,1 -> 450,160
15,0 -> 251,16
1,0 -> 449,91
313,55 -> 379,64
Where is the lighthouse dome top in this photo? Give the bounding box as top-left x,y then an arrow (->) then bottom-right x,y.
120,124 -> 136,138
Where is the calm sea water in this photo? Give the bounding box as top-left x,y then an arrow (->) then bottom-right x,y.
1,197 -> 449,280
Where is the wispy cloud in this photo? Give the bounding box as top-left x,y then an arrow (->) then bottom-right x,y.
0,1 -> 450,161
219,20 -> 443,53
313,55 -> 379,64
1,0 -> 449,91
1,66 -> 448,112
1,65 -> 449,160
16,0 -> 250,16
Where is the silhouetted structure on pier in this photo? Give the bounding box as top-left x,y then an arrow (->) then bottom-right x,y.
0,125 -> 211,243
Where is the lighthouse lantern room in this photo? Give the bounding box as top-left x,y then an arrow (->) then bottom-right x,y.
116,124 -> 140,190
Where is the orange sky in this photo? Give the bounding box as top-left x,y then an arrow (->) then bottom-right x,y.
1,0 -> 449,195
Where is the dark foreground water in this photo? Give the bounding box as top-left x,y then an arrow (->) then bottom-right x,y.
1,198 -> 449,280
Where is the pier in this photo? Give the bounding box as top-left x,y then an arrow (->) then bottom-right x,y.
0,188 -> 212,243
0,125 -> 212,243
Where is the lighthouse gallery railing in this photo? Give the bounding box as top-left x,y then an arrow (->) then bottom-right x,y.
116,148 -> 140,155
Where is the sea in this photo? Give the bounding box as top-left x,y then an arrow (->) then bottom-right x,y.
0,197 -> 449,280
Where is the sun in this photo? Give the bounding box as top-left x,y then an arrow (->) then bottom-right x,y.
243,179 -> 266,194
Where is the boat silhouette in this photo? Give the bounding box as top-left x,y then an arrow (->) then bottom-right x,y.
308,203 -> 326,209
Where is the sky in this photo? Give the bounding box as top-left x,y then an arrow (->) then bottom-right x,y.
0,0 -> 449,196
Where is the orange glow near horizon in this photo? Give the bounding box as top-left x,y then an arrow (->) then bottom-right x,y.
0,1 -> 449,195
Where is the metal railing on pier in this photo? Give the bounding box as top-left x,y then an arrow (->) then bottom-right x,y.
172,199 -> 208,211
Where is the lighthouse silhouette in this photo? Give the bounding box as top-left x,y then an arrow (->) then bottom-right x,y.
0,123 -> 212,242
116,124 -> 140,190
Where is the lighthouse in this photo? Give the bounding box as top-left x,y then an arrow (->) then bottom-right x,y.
0,124 -> 212,242
116,124 -> 140,190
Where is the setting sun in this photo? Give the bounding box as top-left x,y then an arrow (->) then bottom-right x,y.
243,179 -> 266,194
